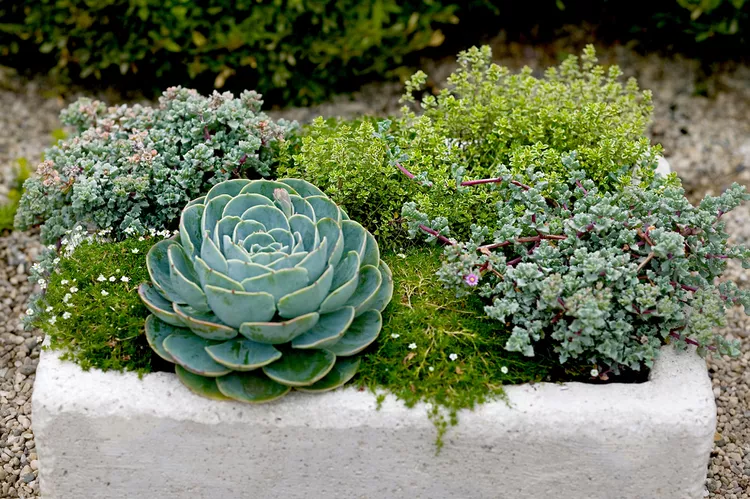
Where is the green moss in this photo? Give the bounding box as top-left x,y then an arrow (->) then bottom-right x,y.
32,237 -> 156,375
355,246 -> 586,447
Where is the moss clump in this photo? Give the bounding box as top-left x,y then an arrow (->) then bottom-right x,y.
355,246 -> 586,447
32,236 -> 156,375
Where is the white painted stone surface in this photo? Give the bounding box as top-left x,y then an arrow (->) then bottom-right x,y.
33,345 -> 715,499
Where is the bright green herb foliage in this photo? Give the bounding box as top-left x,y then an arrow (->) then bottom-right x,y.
0,0 -> 457,105
31,237 -> 157,375
355,247 -> 582,446
278,118 -> 416,250
0,159 -> 30,232
15,87 -> 293,244
405,164 -> 750,372
281,46 -> 660,248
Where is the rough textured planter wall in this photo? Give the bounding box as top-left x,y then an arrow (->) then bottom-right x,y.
33,345 -> 715,499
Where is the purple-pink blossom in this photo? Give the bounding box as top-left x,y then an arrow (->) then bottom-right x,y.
464,273 -> 479,286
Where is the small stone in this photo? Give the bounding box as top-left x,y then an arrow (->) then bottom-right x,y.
29,460 -> 38,471
21,473 -> 34,484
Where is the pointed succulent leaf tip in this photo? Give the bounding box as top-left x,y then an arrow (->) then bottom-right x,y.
341,220 -> 367,261
144,315 -> 179,362
289,195 -> 316,221
175,366 -> 231,401
146,239 -> 183,303
139,283 -> 183,327
172,303 -> 237,340
262,349 -> 337,387
361,230 -> 380,267
242,205 -> 290,232
324,309 -> 382,356
216,371 -> 291,403
307,196 -> 341,223
297,357 -> 361,392
295,237 -> 328,283
205,338 -> 282,371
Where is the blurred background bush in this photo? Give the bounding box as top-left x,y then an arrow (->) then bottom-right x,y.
0,0 -> 746,106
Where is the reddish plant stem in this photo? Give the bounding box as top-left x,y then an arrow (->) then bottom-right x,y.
506,256 -> 523,266
670,331 -> 716,351
461,177 -> 503,186
479,233 -> 567,252
418,224 -> 455,245
395,162 -> 415,180
575,180 -> 588,195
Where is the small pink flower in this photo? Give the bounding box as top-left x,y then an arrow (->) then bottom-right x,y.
464,273 -> 479,287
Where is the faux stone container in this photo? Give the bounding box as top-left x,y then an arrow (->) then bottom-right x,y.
32,345 -> 715,499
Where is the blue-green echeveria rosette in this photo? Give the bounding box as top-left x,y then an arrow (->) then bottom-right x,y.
138,178 -> 393,402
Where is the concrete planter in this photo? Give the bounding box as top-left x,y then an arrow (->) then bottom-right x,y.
33,344 -> 715,499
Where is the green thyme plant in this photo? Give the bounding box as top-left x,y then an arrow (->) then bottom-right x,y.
404,161 -> 750,373
281,45 -> 660,247
15,87 -> 295,244
0,158 -> 31,231
278,118 -> 420,249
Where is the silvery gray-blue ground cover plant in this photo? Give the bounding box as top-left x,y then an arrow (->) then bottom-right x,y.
15,87 -> 294,244
404,156 -> 750,375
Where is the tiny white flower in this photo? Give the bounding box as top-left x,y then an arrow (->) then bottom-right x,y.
45,306 -> 53,312
120,276 -> 130,283
62,312 -> 72,320
408,343 -> 417,350
590,368 -> 599,378
25,308 -> 34,316
137,236 -> 145,242
48,316 -> 57,325
101,290 -> 109,296
428,366 -> 435,372
63,293 -> 72,303
109,276 -> 116,282
131,248 -> 140,254
397,253 -> 406,259
69,286 -> 79,293
38,279 -> 47,289
97,274 -> 106,282
448,353 -> 458,361
390,333 -> 400,339
500,366 -> 509,374
61,279 -> 69,285
53,258 -> 60,265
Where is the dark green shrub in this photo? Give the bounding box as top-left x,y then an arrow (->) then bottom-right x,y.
0,0 -> 458,104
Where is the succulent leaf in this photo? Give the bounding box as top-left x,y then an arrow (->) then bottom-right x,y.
262,349 -> 336,386
296,357 -> 361,392
163,331 -> 233,377
175,366 -> 232,401
139,283 -> 184,327
144,315 -> 178,362
172,303 -> 237,340
292,306 -> 355,349
324,309 -> 382,356
140,178 -> 392,403
239,312 -> 320,344
215,372 -> 291,403
204,338 -> 282,370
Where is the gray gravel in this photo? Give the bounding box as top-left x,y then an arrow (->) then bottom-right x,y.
2,39 -> 750,498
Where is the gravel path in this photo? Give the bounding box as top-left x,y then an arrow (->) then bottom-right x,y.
1,40 -> 750,498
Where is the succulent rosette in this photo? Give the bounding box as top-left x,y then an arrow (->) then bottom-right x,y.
138,178 -> 393,402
